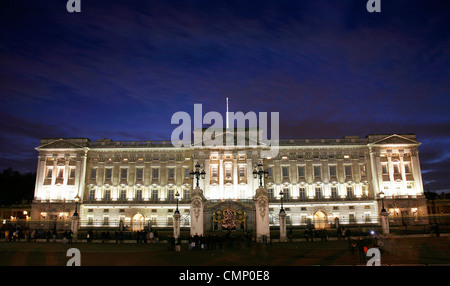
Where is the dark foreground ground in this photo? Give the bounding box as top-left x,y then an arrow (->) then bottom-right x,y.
0,235 -> 449,266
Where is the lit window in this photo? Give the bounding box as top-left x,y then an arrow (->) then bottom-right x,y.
404,163 -> 411,174
239,165 -> 246,178
211,166 -> 218,178
225,164 -> 232,178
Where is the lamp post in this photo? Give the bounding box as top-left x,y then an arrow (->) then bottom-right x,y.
379,191 -> 386,213
379,191 -> 390,236
279,190 -> 285,214
252,162 -> 268,187
73,194 -> 80,216
175,191 -> 180,215
279,190 -> 287,242
190,163 -> 206,188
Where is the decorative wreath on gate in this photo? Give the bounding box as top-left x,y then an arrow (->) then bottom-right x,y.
213,208 -> 246,229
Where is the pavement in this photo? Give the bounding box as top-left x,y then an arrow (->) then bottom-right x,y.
0,235 -> 449,266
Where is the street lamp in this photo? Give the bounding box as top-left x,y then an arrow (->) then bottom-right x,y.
73,194 -> 80,216
175,191 -> 180,215
190,163 -> 206,188
279,190 -> 285,214
252,162 -> 268,187
379,191 -> 386,213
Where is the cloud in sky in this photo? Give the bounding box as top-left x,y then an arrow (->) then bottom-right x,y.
0,0 -> 449,191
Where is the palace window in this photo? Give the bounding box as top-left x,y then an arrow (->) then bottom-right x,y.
298,166 -> 305,178
89,189 -> 95,201
151,189 -> 158,201
393,164 -> 400,174
314,166 -> 321,178
184,189 -> 190,201
267,167 -> 273,178
225,164 -> 232,178
167,189 -> 174,201
299,187 -> 306,200
349,213 -> 356,223
282,166 -> 289,178
90,169 -> 96,180
347,186 -> 354,199
104,189 -> 111,201
184,168 -> 190,178
331,186 -> 338,199
315,187 -> 322,199
120,189 -> 127,201
381,164 -> 388,175
267,188 -> 274,199
345,165 -> 352,177
136,189 -> 142,201
360,164 -> 367,176
120,168 -> 128,180
136,168 -> 143,180
239,165 -> 246,178
283,188 -> 290,200
329,165 -> 336,177
46,168 -> 53,179
105,168 -> 112,180
168,168 -> 175,179
152,168 -> 159,179
69,168 -> 76,179
404,163 -> 411,174
211,166 -> 218,179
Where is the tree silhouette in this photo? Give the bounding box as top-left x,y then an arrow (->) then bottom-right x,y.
0,168 -> 36,205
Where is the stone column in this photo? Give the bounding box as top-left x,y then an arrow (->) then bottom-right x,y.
254,186 -> 270,243
190,186 -> 205,237
173,212 -> 181,251
279,210 -> 287,242
380,211 -> 390,236
173,212 -> 181,239
71,214 -> 79,242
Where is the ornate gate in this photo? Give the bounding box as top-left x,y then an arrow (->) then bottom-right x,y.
204,200 -> 255,232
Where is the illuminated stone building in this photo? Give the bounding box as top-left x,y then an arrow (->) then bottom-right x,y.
30,132 -> 427,232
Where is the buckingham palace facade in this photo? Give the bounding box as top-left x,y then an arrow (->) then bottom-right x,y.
30,131 -> 428,232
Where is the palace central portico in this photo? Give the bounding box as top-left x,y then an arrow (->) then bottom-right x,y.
30,130 -> 428,238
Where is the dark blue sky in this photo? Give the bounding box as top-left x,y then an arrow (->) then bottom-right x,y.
1,0 -> 449,192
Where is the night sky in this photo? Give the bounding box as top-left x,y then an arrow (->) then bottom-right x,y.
1,0 -> 449,192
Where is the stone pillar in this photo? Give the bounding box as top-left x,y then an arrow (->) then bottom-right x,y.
71,214 -> 79,242
173,212 -> 181,239
279,210 -> 287,242
173,212 -> 181,251
190,186 -> 205,237
380,211 -> 390,236
254,186 -> 270,243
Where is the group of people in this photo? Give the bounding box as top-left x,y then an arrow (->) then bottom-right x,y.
3,227 -> 74,243
178,231 -> 253,251
85,229 -> 160,244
